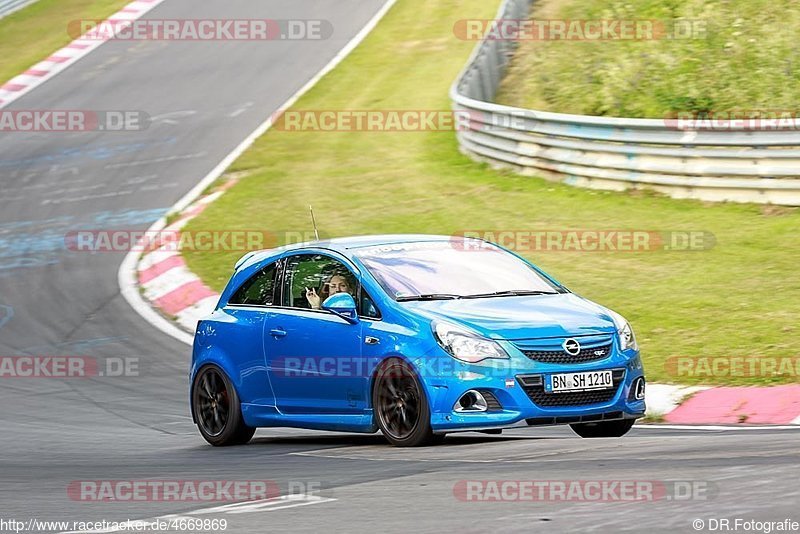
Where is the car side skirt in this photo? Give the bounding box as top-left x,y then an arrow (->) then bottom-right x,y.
241,403 -> 379,434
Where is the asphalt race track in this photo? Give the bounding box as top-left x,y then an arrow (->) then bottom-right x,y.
1,1 -> 799,533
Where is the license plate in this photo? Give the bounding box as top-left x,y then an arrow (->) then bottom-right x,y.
548,370 -> 613,393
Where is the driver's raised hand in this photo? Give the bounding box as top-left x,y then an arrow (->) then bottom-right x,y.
306,287 -> 321,309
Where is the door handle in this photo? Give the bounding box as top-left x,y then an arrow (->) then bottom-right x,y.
269,328 -> 287,338
365,336 -> 380,345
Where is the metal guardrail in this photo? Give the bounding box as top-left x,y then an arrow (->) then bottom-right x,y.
450,0 -> 800,205
0,0 -> 37,19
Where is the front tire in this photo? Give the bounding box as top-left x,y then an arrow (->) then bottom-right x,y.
373,358 -> 437,447
192,365 -> 255,446
570,418 -> 635,438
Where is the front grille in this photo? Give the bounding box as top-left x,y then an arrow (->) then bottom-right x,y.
522,342 -> 612,364
517,369 -> 625,407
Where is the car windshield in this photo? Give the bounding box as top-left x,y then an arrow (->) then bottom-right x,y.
354,239 -> 562,300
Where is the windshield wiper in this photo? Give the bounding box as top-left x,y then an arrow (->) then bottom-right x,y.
462,290 -> 560,299
396,293 -> 462,302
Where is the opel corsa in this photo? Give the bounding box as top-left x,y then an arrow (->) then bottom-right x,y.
190,235 -> 646,446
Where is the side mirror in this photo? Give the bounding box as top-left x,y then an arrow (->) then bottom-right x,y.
321,293 -> 359,324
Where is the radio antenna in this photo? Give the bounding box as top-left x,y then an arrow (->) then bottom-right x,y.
309,205 -> 320,241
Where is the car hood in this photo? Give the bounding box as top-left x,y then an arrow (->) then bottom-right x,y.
402,293 -> 616,340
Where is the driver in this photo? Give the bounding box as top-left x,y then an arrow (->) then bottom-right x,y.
306,271 -> 354,309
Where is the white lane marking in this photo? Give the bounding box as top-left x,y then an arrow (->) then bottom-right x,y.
40,189 -> 135,205
256,499 -> 337,512
149,110 -> 197,125
123,174 -> 159,185
121,245 -> 195,346
59,495 -> 337,533
190,494 -> 337,514
9,176 -> 86,193
118,0 -> 400,345
103,152 -> 206,169
229,102 -> 253,118
0,0 -> 169,109
140,181 -> 179,191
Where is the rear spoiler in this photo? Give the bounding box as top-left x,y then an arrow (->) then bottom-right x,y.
234,250 -> 259,270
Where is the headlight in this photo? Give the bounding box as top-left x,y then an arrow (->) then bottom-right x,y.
432,321 -> 509,363
607,310 -> 638,351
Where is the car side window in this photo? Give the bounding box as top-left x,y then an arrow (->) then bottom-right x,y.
282,254 -> 358,310
229,261 -> 279,306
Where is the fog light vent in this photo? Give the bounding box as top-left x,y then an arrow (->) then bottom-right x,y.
632,377 -> 646,401
454,390 -> 488,412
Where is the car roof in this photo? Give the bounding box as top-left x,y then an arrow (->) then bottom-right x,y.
236,234 -> 464,271
318,234 -> 456,250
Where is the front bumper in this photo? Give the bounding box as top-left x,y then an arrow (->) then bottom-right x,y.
423,351 -> 646,433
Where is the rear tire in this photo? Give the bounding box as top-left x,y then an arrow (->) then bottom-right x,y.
192,365 -> 255,446
570,419 -> 635,438
373,358 -> 438,447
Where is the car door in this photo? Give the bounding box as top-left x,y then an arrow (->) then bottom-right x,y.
223,259 -> 281,406
263,252 -> 366,414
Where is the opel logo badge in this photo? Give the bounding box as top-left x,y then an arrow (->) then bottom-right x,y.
563,338 -> 581,356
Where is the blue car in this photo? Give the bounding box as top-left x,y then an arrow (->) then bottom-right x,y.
190,235 -> 646,447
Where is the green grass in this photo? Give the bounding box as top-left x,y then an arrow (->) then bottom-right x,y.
497,0 -> 800,117
640,413 -> 666,424
183,0 -> 800,386
0,0 -> 130,85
